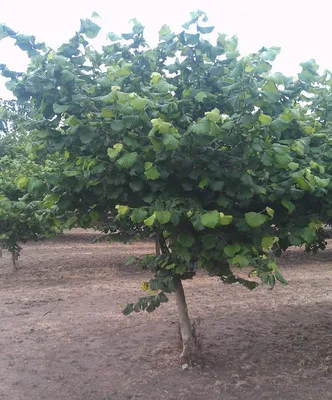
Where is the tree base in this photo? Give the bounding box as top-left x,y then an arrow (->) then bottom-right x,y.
178,320 -> 202,365
12,252 -> 18,272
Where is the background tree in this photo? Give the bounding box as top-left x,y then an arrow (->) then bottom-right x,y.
1,11 -> 332,361
0,99 -> 61,268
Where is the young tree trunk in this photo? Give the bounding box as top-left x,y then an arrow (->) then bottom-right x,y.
155,236 -> 161,256
156,232 -> 198,362
174,278 -> 198,363
11,251 -> 18,272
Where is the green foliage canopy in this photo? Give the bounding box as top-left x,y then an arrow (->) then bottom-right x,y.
1,10 -> 332,305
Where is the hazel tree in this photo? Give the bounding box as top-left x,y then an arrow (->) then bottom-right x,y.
2,11 -> 332,361
0,100 -> 61,267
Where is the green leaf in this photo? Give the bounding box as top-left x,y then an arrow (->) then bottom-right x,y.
195,91 -> 208,102
66,215 -> 77,229
108,32 -> 120,41
281,199 -> 295,213
262,47 -> 280,61
301,226 -> 316,243
27,178 -> 42,193
89,210 -> 100,222
191,118 -> 211,135
53,104 -> 70,114
155,210 -> 171,224
296,176 -> 311,191
43,194 -> 60,208
197,25 -> 214,34
130,95 -> 147,111
122,303 -> 134,315
261,236 -> 276,249
116,205 -> 129,216
275,271 -> 288,285
145,166 -> 160,180
159,24 -> 172,39
162,134 -> 179,150
151,119 -> 172,134
266,207 -> 274,218
219,214 -> 233,225
116,152 -> 138,169
288,162 -> 299,171
0,24 -> 16,41
272,144 -> 289,155
198,178 -> 209,189
122,115 -> 140,129
275,153 -> 293,168
232,255 -> 249,267
107,143 -> 123,159
226,51 -> 240,59
150,72 -> 161,84
101,108 -> 115,118
15,175 -> 29,189
153,79 -> 177,94
177,233 -> 195,248
262,80 -> 278,93
79,130 -> 94,144
66,115 -> 80,126
224,243 -> 241,257
144,214 -> 156,227
144,162 -> 153,171
200,210 -> 220,228
91,11 -> 100,19
131,208 -> 148,223
245,212 -> 268,228
258,113 -> 272,125
57,194 -> 72,210
288,235 -> 302,246
270,117 -> 289,132
107,149 -> 119,159
184,33 -> 200,45
157,292 -> 169,303
205,108 -> 220,122
314,176 -> 330,188
79,19 -> 101,38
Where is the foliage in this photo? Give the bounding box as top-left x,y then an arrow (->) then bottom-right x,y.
0,99 -> 32,157
0,98 -> 31,134
1,11 -> 332,311
0,100 -> 61,265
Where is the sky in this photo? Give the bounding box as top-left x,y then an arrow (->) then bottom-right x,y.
0,0 -> 331,98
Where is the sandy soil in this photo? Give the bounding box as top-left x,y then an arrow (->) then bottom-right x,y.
1,230 -> 332,400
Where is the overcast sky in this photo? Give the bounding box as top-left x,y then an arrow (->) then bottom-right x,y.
0,0 -> 331,98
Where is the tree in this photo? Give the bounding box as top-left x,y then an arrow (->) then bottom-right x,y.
2,10 -> 332,361
0,153 -> 61,269
0,98 -> 31,134
0,100 -> 61,268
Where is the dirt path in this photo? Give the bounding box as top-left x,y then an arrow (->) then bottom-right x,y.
1,230 -> 332,399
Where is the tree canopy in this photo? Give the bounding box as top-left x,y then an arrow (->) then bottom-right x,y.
1,10 -> 332,361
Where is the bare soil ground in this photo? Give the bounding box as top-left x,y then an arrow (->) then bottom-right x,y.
1,230 -> 332,400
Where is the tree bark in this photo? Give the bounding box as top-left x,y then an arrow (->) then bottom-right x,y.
11,251 -> 18,272
156,232 -> 199,362
174,278 -> 197,363
155,236 -> 161,256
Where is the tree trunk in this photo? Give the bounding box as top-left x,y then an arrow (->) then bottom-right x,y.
174,278 -> 198,363
11,252 -> 18,272
155,236 -> 161,256
155,233 -> 198,362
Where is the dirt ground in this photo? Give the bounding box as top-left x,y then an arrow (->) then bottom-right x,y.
1,230 -> 332,400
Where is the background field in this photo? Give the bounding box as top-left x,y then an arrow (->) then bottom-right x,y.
1,230 -> 332,400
